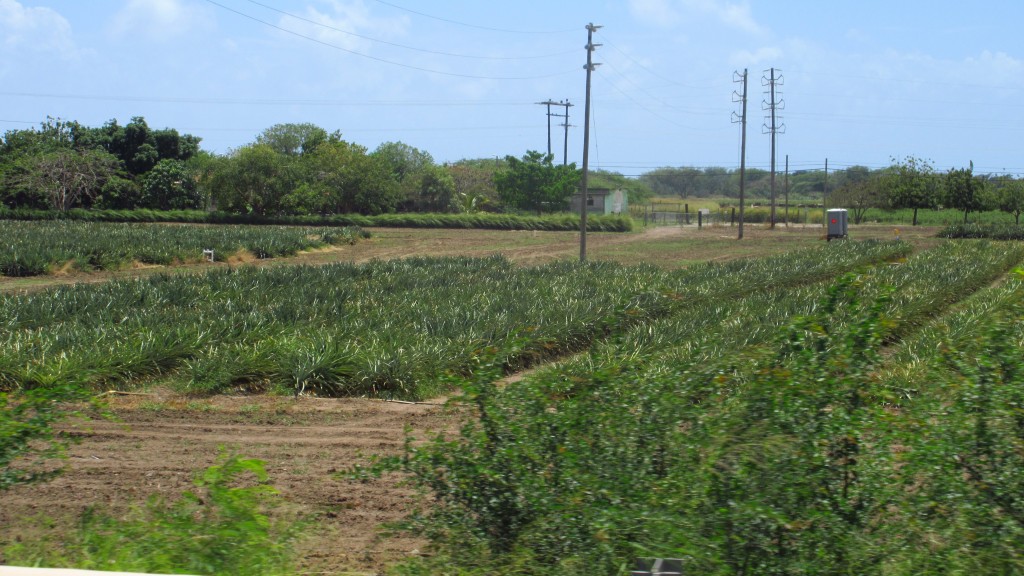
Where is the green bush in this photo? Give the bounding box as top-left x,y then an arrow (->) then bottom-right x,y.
1,384 -> 91,490
5,454 -> 305,575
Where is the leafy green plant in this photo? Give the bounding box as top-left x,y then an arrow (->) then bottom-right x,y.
1,384 -> 90,490
5,454 -> 305,575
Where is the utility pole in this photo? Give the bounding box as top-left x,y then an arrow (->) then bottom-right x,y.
580,23 -> 601,262
732,69 -> 748,240
560,100 -> 573,165
762,67 -> 785,228
823,158 -> 829,228
537,99 -> 560,157
784,154 -> 790,226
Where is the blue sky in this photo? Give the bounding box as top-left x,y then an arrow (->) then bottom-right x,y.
2,0 -> 1022,177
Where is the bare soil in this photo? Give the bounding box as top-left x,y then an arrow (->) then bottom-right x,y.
0,391 -> 464,575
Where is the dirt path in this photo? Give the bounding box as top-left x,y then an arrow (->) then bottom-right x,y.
0,391 -> 464,575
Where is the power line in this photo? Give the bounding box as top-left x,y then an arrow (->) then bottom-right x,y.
372,0 -> 577,34
244,0 -> 576,60
203,0 -> 576,80
0,91 -> 537,107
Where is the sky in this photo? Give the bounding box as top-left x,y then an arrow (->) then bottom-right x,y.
1,0 -> 1022,177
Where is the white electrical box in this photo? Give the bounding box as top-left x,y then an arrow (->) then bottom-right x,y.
827,209 -> 848,240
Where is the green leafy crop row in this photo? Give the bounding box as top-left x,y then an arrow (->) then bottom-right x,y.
0,241 -> 908,399
0,220 -> 368,276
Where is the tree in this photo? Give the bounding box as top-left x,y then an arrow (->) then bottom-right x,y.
590,170 -> 653,205
297,140 -> 401,215
416,164 -> 456,212
494,150 -> 580,215
372,142 -> 445,211
448,162 -> 498,213
883,156 -> 940,226
140,159 -> 203,210
831,176 -> 885,224
945,161 -> 986,224
9,148 -> 119,211
208,144 -> 295,215
256,123 -> 330,156
994,177 -> 1024,225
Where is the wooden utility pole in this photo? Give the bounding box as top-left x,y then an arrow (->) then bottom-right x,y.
580,23 -> 601,262
537,100 -> 559,157
560,100 -> 574,166
762,68 -> 784,228
784,154 -> 789,226
823,158 -> 829,227
732,69 -> 748,240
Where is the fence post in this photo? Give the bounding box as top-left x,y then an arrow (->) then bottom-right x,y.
731,207 -> 736,226
698,210 -> 703,229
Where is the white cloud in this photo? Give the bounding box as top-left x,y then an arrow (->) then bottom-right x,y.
0,0 -> 75,56
281,0 -> 409,53
110,0 -> 213,42
628,0 -> 681,28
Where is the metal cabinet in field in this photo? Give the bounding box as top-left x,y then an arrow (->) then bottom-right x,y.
827,208 -> 848,241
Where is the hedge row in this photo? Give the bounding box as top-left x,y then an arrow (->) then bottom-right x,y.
0,208 -> 634,232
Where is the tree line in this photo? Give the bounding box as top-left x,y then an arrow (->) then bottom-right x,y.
641,159 -> 1024,225
0,118 -> 651,217
2,117 -> 1021,224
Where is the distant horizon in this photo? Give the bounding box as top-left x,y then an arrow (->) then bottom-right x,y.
3,1 -> 1022,177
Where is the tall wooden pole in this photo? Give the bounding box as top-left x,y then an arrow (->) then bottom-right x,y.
580,23 -> 601,262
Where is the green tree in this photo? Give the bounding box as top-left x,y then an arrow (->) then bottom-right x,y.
946,161 -> 987,224
372,141 -> 446,211
416,164 -> 456,212
494,150 -> 580,215
994,177 -> 1024,225
140,159 -> 203,210
298,140 -> 400,214
831,176 -> 886,224
448,161 -> 498,213
208,144 -> 295,215
883,156 -> 940,226
589,169 -> 653,205
256,123 -> 330,156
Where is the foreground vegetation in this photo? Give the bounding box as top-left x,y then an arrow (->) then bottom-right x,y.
0,220 -> 368,277
354,241 -> 1024,575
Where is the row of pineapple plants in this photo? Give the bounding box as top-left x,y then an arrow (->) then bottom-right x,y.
0,220 -> 368,277
0,241 -> 909,398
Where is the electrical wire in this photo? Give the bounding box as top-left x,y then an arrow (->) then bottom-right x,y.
244,0 -> 577,60
0,91 -> 536,107
372,0 -> 578,34
203,0 -> 576,80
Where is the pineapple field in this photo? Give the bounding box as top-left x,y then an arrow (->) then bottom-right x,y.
1,223 -> 1022,575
